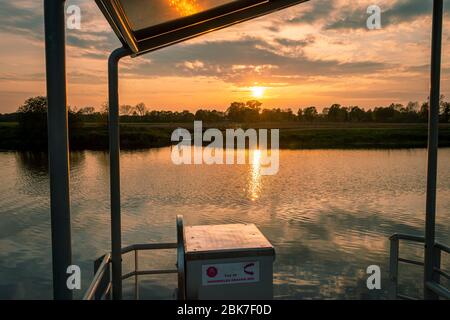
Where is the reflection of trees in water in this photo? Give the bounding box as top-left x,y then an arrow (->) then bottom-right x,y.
15,152 -> 48,176
14,151 -> 87,198
70,151 -> 86,171
14,152 -> 49,197
269,208 -> 431,299
15,151 -> 87,176
92,151 -> 109,169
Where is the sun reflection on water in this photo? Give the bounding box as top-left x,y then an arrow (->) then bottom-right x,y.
248,149 -> 262,201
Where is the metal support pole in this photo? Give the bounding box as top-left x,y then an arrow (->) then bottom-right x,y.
44,0 -> 72,300
389,238 -> 399,299
135,250 -> 139,300
108,47 -> 131,300
424,0 -> 443,300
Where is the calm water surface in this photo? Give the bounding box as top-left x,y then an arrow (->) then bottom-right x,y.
0,148 -> 449,299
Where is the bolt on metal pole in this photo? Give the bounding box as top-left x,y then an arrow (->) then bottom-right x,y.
44,0 -> 72,300
108,47 -> 131,300
424,0 -> 443,300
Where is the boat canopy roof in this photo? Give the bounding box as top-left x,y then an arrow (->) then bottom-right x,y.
96,0 -> 309,56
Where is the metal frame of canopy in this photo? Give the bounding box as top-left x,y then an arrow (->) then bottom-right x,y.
43,0 -> 444,300
96,0 -> 310,55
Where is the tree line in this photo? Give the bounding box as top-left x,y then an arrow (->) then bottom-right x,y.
2,96 -> 450,125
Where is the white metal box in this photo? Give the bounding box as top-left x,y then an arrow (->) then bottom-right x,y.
184,223 -> 275,300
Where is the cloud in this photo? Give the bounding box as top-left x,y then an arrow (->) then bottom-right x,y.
0,1 -> 44,39
0,0 -> 448,112
285,0 -> 336,24
0,1 -> 120,58
121,37 -> 390,87
274,37 -> 315,47
280,0 -> 449,31
325,0 -> 449,31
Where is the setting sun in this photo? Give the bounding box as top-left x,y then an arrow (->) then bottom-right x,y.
251,86 -> 265,99
168,0 -> 200,16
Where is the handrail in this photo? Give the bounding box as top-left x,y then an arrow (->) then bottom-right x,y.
121,242 -> 177,254
397,257 -> 424,267
389,233 -> 449,300
397,293 -> 419,300
84,242 -> 179,300
434,267 -> 450,280
122,269 -> 178,280
84,215 -> 187,300
123,242 -> 179,299
435,242 -> 450,254
389,233 -> 450,253
176,215 -> 186,300
426,281 -> 450,299
83,253 -> 111,300
389,233 -> 425,242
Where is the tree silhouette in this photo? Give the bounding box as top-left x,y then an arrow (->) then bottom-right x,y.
17,96 -> 47,113
303,106 -> 318,122
7,96 -> 450,126
135,102 -> 147,116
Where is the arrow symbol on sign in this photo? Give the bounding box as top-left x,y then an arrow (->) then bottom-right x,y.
244,263 -> 255,275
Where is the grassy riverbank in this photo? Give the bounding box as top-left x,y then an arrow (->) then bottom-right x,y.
1,121 -> 450,150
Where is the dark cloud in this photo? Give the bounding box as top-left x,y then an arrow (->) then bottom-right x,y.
406,64 -> 450,75
281,0 -> 449,31
274,37 -> 315,47
124,37 -> 390,85
325,0 -> 449,30
0,2 -> 44,39
66,31 -> 120,57
0,1 -> 120,56
0,72 -> 45,81
286,0 -> 336,24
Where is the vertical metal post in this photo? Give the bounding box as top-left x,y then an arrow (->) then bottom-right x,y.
44,0 -> 72,300
389,237 -> 399,300
108,47 -> 131,300
135,250 -> 139,300
424,0 -> 443,300
432,247 -> 441,285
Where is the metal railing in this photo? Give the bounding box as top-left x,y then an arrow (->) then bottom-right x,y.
83,242 -> 178,300
83,253 -> 111,300
84,215 -> 186,300
121,242 -> 178,300
389,233 -> 450,300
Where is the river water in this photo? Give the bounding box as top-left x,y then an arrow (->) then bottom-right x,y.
0,148 -> 449,299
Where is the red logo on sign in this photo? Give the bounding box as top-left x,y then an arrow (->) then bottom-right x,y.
206,266 -> 218,278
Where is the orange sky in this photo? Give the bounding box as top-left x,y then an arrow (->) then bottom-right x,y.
0,0 -> 449,113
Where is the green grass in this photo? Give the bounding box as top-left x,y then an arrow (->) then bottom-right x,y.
279,127 -> 450,149
1,121 -> 449,150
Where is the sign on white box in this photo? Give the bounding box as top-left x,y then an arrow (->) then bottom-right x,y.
202,261 -> 260,286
